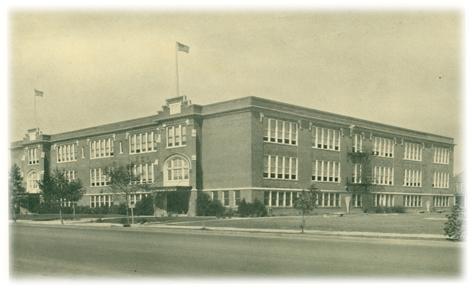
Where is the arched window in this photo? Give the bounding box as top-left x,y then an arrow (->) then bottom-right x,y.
27,171 -> 40,193
164,155 -> 190,186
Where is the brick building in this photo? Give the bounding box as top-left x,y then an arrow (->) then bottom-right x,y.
10,96 -> 455,215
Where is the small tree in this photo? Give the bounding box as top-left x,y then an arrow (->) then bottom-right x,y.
38,169 -> 69,224
9,164 -> 26,221
106,165 -> 148,225
67,179 -> 85,219
294,184 -> 320,233
444,205 -> 463,241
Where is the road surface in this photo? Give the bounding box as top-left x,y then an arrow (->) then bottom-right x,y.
11,223 -> 461,277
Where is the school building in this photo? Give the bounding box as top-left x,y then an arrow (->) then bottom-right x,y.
10,96 -> 455,215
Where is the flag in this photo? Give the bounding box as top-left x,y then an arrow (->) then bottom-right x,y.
177,42 -> 190,53
34,89 -> 44,97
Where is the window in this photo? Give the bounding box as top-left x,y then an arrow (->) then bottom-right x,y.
352,194 -> 362,207
90,138 -> 114,159
265,191 -> 295,207
372,136 -> 394,158
58,145 -> 77,163
128,194 -> 144,206
28,147 -> 40,165
166,125 -> 187,148
373,166 -> 394,186
312,126 -> 341,151
352,134 -> 363,152
312,160 -> 341,183
432,171 -> 449,188
263,118 -> 298,145
352,163 -> 362,184
60,198 -> 72,207
264,191 -> 270,206
263,155 -> 298,180
26,171 -> 40,193
403,169 -> 422,187
223,191 -> 230,206
403,195 -> 422,207
131,163 -> 155,184
90,194 -> 113,208
234,190 -> 241,206
403,142 -> 422,161
433,196 -> 450,207
64,170 -> 77,182
165,155 -> 190,184
318,192 -> 341,208
211,191 -> 218,201
433,147 -> 450,164
373,194 -> 395,207
90,168 -> 109,187
129,132 -> 156,154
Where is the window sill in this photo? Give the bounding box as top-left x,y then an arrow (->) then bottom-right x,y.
57,160 -> 78,164
263,140 -> 297,147
263,177 -> 298,181
403,158 -> 422,162
372,155 -> 394,159
312,181 -> 341,184
90,156 -> 114,160
312,146 -> 340,152
166,145 -> 187,149
129,150 -> 157,155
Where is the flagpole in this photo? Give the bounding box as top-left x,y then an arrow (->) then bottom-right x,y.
34,90 -> 37,130
175,42 -> 180,97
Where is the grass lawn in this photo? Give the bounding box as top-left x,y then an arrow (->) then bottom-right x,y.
97,216 -> 216,224
15,214 -> 123,221
171,213 -> 449,235
15,212 -> 450,235
15,214 -> 216,224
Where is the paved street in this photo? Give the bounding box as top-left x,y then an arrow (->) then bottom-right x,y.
11,223 -> 461,277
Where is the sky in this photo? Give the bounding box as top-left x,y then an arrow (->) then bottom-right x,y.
9,11 -> 462,172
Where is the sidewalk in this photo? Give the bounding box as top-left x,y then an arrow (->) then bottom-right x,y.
13,219 -> 447,240
143,223 -> 448,240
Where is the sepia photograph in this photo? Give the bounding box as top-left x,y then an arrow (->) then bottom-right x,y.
5,2 -> 466,283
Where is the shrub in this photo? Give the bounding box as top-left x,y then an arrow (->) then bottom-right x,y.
237,199 -> 267,217
135,196 -> 154,216
444,205 -> 463,241
196,192 -> 211,216
252,199 -> 268,217
390,206 -> 405,213
223,208 -> 234,219
196,193 -> 225,217
113,203 -> 128,215
237,199 -> 250,217
74,203 -> 127,215
18,194 -> 41,213
372,206 -> 405,214
207,200 -> 225,217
